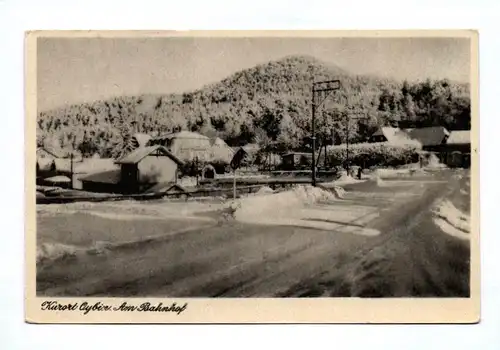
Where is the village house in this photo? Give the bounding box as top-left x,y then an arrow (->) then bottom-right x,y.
147,131 -> 234,173
369,126 -> 450,150
230,144 -> 261,171
80,145 -> 184,194
368,127 -> 421,146
36,146 -> 78,187
36,147 -> 59,174
406,126 -> 450,153
281,152 -> 313,170
369,125 -> 471,167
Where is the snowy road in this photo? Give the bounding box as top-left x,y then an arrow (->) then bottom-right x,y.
36,170 -> 470,297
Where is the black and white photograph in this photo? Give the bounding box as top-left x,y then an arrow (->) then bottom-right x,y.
25,31 -> 479,323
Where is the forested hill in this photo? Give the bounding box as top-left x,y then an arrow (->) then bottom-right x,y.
37,55 -> 471,158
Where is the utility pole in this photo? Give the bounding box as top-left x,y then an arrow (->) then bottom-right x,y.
195,156 -> 199,187
345,115 -> 350,171
311,80 -> 340,186
70,152 -> 74,189
233,168 -> 237,199
311,98 -> 316,185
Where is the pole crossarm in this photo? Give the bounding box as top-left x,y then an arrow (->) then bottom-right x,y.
313,80 -> 341,91
312,80 -> 341,108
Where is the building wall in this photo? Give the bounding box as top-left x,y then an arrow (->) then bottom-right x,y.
72,175 -> 83,190
81,181 -> 121,193
176,148 -> 211,162
171,137 -> 211,152
170,138 -> 211,161
282,155 -> 295,169
369,135 -> 387,143
138,155 -> 178,184
120,164 -> 139,193
281,154 -> 312,170
152,137 -> 234,164
422,145 -> 444,153
443,144 -> 471,168
446,151 -> 464,168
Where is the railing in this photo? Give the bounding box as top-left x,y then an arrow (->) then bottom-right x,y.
36,184 -> 267,204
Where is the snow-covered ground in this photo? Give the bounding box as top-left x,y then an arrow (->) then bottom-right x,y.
432,200 -> 471,241
36,199 -> 222,264
228,185 -> 381,236
37,198 -> 225,220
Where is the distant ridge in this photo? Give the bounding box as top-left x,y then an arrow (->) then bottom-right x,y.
37,55 -> 471,158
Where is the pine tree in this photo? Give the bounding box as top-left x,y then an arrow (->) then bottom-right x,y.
112,114 -> 134,159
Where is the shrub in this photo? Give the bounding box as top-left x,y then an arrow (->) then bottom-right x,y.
326,142 -> 421,168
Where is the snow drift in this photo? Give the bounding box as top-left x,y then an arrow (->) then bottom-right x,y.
255,186 -> 275,195
37,199 -> 223,221
432,200 -> 471,240
426,153 -> 447,169
228,185 -> 380,236
229,185 -> 338,220
37,242 -> 81,263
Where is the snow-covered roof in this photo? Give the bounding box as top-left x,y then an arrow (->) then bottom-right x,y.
373,127 -> 422,147
407,126 -> 450,146
131,133 -> 152,148
447,130 -> 471,145
115,145 -> 183,165
153,131 -> 210,141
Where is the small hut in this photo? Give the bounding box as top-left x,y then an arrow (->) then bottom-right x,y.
80,146 -> 184,194
230,144 -> 260,171
114,145 -> 184,194
281,152 -> 313,170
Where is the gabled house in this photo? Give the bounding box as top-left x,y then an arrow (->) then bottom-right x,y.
148,131 -> 235,170
369,125 -> 471,168
36,146 -> 89,187
369,126 -> 450,151
230,144 -> 261,170
281,152 -> 313,170
368,127 -> 422,147
406,126 -> 450,152
80,145 -> 184,194
36,147 -> 60,173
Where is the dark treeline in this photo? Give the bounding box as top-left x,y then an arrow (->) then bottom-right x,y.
37,55 -> 471,158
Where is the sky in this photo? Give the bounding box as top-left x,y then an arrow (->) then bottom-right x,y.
37,36 -> 471,112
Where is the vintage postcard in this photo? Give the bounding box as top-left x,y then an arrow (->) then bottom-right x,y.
25,30 -> 479,324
